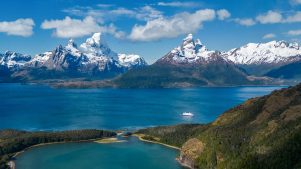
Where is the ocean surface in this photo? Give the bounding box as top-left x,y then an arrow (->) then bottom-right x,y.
15,136 -> 183,169
0,83 -> 283,131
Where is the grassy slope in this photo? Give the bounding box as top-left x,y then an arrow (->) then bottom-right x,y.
137,84 -> 301,169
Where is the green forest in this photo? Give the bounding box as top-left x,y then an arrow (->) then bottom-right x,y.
138,84 -> 301,169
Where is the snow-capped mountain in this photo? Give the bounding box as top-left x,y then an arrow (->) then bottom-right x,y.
80,33 -> 118,59
117,34 -> 256,88
0,51 -> 31,70
1,33 -> 147,79
158,34 -> 223,64
222,40 -> 301,76
223,41 -> 301,65
118,54 -> 147,68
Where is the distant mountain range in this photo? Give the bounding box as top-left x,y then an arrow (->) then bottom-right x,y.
223,40 -> 301,76
113,34 -> 299,88
0,33 -> 147,81
1,33 -> 300,87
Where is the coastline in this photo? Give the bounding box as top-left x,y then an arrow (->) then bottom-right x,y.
133,134 -> 188,168
8,135 -> 180,169
8,137 -> 116,169
94,137 -> 126,144
133,134 -> 180,150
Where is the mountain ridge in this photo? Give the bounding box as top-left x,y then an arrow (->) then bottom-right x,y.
111,34 -> 277,88
1,33 -> 300,86
0,33 -> 147,81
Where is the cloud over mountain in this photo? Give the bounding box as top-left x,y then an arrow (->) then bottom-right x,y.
0,18 -> 35,37
128,9 -> 217,41
41,16 -> 124,38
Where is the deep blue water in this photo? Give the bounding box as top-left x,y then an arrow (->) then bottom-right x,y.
1,83 -> 285,169
15,136 -> 183,169
0,83 -> 283,131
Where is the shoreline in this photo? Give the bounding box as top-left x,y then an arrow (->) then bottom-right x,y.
175,158 -> 193,169
8,134 -> 180,169
8,137 -> 115,169
133,134 -> 188,168
133,134 -> 180,150
0,81 -> 289,89
94,137 -> 127,144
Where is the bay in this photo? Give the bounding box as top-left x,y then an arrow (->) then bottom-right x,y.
15,137 -> 183,169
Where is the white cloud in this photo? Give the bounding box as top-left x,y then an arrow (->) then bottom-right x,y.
234,11 -> 301,26
41,16 -> 124,39
129,9 -> 216,41
135,6 -> 163,21
157,1 -> 201,8
97,4 -> 114,8
256,11 -> 283,24
63,5 -> 162,22
255,11 -> 301,24
285,11 -> 301,23
263,33 -> 276,39
217,9 -> 231,20
234,18 -> 256,26
290,0 -> 301,5
0,18 -> 35,37
110,8 -> 136,16
287,29 -> 301,36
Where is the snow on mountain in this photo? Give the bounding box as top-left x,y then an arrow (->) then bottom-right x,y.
159,34 -> 220,64
65,39 -> 81,57
80,32 -> 118,59
223,41 -> 301,65
0,51 -> 31,69
118,54 -> 147,68
1,33 -> 146,77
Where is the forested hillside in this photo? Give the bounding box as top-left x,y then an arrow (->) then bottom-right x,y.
138,84 -> 301,169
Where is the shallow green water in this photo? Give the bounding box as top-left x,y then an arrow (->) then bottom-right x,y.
15,137 -> 183,169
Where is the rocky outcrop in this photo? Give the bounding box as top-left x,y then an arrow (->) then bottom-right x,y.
178,138 -> 205,169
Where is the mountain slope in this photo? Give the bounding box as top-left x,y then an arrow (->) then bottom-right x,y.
138,84 -> 301,169
114,34 -> 263,88
223,41 -> 301,76
265,61 -> 301,79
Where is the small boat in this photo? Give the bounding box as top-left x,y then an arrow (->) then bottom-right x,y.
182,112 -> 194,116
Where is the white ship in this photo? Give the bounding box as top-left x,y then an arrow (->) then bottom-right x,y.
182,112 -> 194,116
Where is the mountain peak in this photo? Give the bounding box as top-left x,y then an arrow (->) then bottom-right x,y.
224,40 -> 301,65
91,33 -> 101,45
183,34 -> 193,43
79,32 -> 117,58
67,39 -> 77,49
84,33 -> 103,48
159,34 -> 217,64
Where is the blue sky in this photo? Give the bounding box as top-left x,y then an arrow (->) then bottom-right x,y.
0,0 -> 301,63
